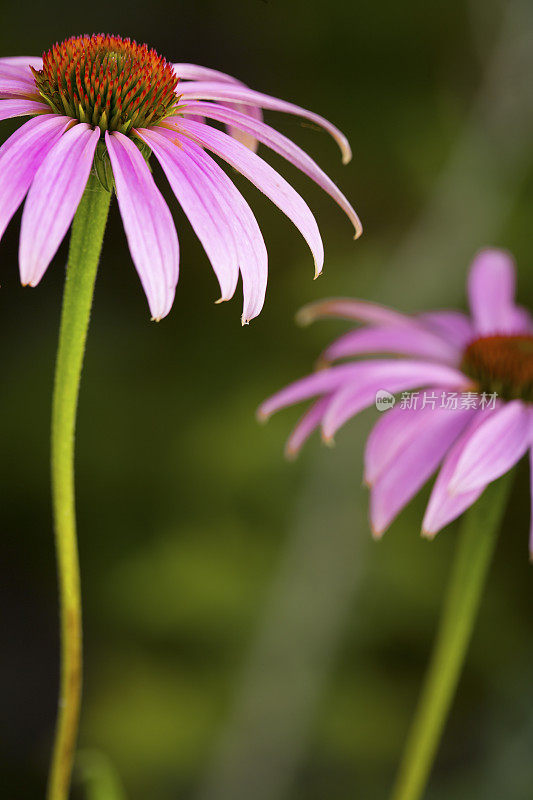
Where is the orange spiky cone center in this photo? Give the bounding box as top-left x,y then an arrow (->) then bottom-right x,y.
33,34 -> 180,134
461,334 -> 533,401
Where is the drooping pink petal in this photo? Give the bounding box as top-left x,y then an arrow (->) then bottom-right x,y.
258,364 -> 366,420
295,298 -> 419,328
322,324 -> 460,364
105,131 -> 179,320
365,404 -> 444,486
0,62 -> 38,84
422,409 -> 498,537
370,406 -> 474,536
173,65 -> 263,118
169,119 -> 324,276
136,127 -> 239,302
173,64 -> 263,150
0,98 -> 50,121
181,137 -> 268,322
19,124 -> 100,286
449,400 -> 530,494
176,81 -> 352,164
259,360 -> 468,425
0,77 -> 38,98
417,311 -> 475,349
179,101 -> 362,237
467,249 -> 524,335
0,56 -> 43,70
285,396 -> 331,459
173,63 -> 245,82
0,114 -> 72,243
321,361 -> 470,440
144,128 -> 267,322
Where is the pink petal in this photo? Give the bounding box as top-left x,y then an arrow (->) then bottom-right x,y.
0,62 -> 37,84
183,113 -> 205,125
173,63 -> 246,82
0,77 -> 37,98
0,114 -> 72,243
259,360 -> 468,426
322,324 -> 460,364
171,119 -> 324,277
422,410 -> 498,536
370,406 -> 473,536
365,404 -> 440,486
0,56 -> 42,70
19,123 -> 100,286
137,127 -> 239,302
417,311 -> 475,348
506,305 -> 533,334
449,400 -> 530,494
285,396 -> 331,459
105,131 -> 179,320
176,81 -> 352,164
173,63 -> 263,150
258,364 -> 365,420
146,129 -> 268,322
321,361 -> 470,440
179,101 -> 362,237
467,249 -> 524,335
0,98 -> 50,122
295,298 -> 419,328
180,139 -> 267,323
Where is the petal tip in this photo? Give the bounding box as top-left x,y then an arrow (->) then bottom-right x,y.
371,524 -> 384,540
295,307 -> 314,327
314,356 -> 330,371
284,444 -> 298,461
256,408 -> 269,424
321,430 -> 335,447
353,223 -> 363,241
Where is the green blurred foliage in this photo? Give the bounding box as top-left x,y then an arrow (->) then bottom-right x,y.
1,1 -> 532,799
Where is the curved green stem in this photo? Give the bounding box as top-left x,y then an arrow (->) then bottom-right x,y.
47,173 -> 111,800
390,471 -> 514,800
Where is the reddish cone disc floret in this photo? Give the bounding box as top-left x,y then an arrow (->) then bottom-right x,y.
462,334 -> 533,401
33,34 -> 180,133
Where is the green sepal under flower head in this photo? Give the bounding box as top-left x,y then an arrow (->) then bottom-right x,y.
93,141 -> 114,192
92,137 -> 153,192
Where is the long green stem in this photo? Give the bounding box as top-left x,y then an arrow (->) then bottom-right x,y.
47,173 -> 111,800
390,471 -> 514,800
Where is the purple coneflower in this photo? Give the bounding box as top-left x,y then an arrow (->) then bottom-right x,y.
1,34 -> 361,800
259,249 -> 533,555
0,33 -> 361,321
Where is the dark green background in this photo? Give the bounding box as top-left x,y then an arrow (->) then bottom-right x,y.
1,1 -> 532,798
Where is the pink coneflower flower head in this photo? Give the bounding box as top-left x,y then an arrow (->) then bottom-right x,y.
259,249 -> 533,557
0,34 -> 361,321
